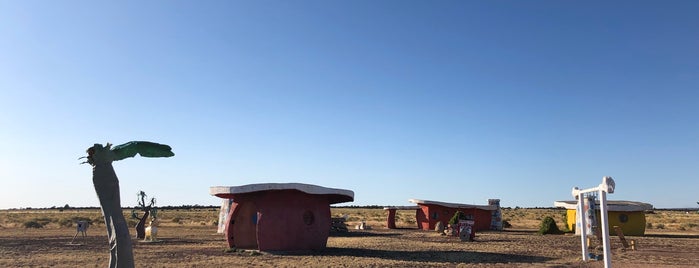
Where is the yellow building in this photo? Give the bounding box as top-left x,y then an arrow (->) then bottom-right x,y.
554,200 -> 653,236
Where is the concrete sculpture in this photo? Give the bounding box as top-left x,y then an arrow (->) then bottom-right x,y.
82,141 -> 173,267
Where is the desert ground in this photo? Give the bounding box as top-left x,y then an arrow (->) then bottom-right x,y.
1,207 -> 697,267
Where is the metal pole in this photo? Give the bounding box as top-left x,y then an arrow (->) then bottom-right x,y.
579,192 -> 589,261
599,189 -> 612,268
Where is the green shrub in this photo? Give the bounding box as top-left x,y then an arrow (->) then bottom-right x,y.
538,216 -> 561,235
23,221 -> 45,228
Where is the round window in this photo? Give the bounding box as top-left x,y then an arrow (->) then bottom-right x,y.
303,210 -> 315,225
619,214 -> 629,223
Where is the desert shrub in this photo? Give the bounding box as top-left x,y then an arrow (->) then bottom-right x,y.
223,247 -> 238,253
538,216 -> 561,235
34,217 -> 53,225
345,215 -> 360,221
58,217 -> 93,227
502,220 -> 512,228
22,217 -> 53,228
646,222 -> 653,229
559,223 -> 571,233
58,218 -> 72,227
680,223 -> 697,230
404,217 -> 416,224
23,220 -> 45,228
172,217 -> 182,224
92,217 -> 104,225
656,223 -> 665,229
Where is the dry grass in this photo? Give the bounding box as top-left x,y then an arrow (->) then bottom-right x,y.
1,208 -> 697,267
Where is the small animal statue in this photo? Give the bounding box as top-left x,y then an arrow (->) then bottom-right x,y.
435,221 -> 445,234
70,220 -> 89,244
355,221 -> 371,230
144,218 -> 159,242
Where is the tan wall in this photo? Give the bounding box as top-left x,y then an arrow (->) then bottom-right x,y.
565,209 -> 647,236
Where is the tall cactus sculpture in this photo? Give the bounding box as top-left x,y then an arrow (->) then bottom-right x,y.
82,141 -> 174,268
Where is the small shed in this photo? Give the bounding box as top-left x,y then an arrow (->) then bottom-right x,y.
409,199 -> 502,232
210,183 -> 354,251
554,200 -> 653,236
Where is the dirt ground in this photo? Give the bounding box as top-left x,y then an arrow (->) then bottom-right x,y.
1,225 -> 697,267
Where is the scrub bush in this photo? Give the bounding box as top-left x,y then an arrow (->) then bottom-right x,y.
538,216 -> 561,234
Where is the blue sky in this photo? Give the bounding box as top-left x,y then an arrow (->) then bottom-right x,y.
1,1 -> 697,209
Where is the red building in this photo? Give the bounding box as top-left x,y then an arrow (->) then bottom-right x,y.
409,199 -> 501,232
210,183 -> 353,251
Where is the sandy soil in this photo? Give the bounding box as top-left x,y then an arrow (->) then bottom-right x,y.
1,224 -> 697,267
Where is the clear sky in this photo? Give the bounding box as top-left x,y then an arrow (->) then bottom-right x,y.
1,1 -> 697,209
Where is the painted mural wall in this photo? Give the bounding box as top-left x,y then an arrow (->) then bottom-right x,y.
565,209 -> 647,236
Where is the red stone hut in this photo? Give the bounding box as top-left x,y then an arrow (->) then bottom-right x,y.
209,183 -> 354,251
409,198 -> 502,232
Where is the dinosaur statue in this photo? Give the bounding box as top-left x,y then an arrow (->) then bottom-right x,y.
82,141 -> 174,268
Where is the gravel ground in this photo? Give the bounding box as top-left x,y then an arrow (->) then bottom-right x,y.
1,225 -> 697,267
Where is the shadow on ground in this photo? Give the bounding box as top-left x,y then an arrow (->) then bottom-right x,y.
329,231 -> 402,237
643,233 -> 699,239
275,247 -> 553,264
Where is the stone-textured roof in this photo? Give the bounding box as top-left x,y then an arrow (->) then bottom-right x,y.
553,200 -> 653,211
210,183 -> 354,204
408,199 -> 498,211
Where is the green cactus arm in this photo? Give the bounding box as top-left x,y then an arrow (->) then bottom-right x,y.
112,141 -> 174,161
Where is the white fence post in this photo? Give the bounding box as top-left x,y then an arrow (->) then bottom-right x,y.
571,176 -> 615,268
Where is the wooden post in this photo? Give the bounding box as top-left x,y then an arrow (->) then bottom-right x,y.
613,226 -> 629,248
387,209 -> 397,229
